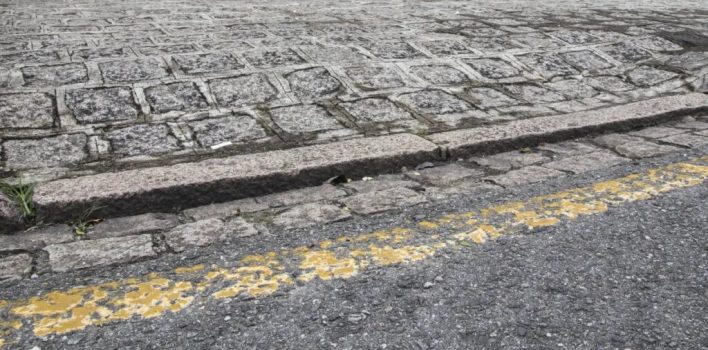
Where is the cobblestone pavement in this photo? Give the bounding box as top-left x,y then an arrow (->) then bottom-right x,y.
1,0 -> 707,182
1,114 -> 706,282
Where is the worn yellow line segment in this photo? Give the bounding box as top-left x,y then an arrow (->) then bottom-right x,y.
1,157 -> 707,346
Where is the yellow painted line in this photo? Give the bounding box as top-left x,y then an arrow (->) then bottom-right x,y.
0,157 -> 707,346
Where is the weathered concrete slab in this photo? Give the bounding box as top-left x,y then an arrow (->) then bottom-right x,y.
34,134 -> 440,221
429,94 -> 708,157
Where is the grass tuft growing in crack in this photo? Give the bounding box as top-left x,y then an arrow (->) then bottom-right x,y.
69,204 -> 105,237
0,180 -> 36,223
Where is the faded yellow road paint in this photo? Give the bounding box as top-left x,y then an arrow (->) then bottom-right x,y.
0,157 -> 706,347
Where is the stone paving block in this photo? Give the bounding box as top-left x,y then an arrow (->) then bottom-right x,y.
243,48 -> 306,68
0,254 -> 32,281
0,193 -> 23,234
614,140 -> 680,158
627,66 -> 679,87
88,213 -> 180,239
209,74 -> 278,107
190,114 -> 267,147
106,124 -> 181,156
538,141 -> 601,155
344,65 -> 405,90
164,218 -> 228,252
398,90 -> 471,115
463,58 -> 521,79
665,51 -> 708,71
409,65 -> 470,85
0,93 -> 55,128
659,133 -> 708,148
184,198 -> 268,221
65,87 -> 139,124
559,50 -> 614,71
544,150 -> 629,174
586,76 -> 635,92
673,120 -> 708,130
258,184 -> 347,208
44,234 -> 156,272
471,151 -> 550,171
549,30 -> 601,44
201,42 -> 253,52
505,84 -> 565,103
0,224 -> 75,253
463,36 -> 521,51
464,87 -> 518,108
340,98 -> 415,125
418,39 -> 473,56
546,79 -> 598,99
272,202 -> 351,229
593,133 -> 645,148
0,51 -> 61,67
344,174 -> 421,193
21,63 -> 88,87
511,32 -> 565,48
71,47 -> 134,61
137,44 -> 198,56
517,53 -> 578,78
286,67 -> 342,102
269,104 -> 342,135
3,133 -> 87,169
225,216 -> 260,238
99,58 -> 170,82
144,82 -> 209,114
363,41 -> 425,59
600,42 -> 652,63
299,45 -> 370,64
629,126 -> 685,139
173,52 -> 244,74
341,186 -> 427,215
485,165 -> 566,187
407,163 -> 484,186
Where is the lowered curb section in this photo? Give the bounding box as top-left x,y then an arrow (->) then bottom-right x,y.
25,93 -> 707,223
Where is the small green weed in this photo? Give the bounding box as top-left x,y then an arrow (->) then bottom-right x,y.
69,204 -> 104,236
0,180 -> 35,222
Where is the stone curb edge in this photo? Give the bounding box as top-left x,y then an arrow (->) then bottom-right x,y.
22,92 -> 708,223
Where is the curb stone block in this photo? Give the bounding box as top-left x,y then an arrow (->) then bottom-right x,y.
0,193 -> 23,234
44,234 -> 156,272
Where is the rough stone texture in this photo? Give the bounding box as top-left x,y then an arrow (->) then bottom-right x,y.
593,134 -> 645,148
409,65 -> 470,85
341,98 -> 414,124
0,253 -> 32,281
2,133 -> 87,169
0,193 -> 23,234
272,202 -> 351,229
88,213 -> 180,239
340,187 -> 427,215
558,50 -> 613,71
629,126 -> 685,139
397,90 -> 471,115
465,87 -> 518,108
343,175 -> 421,193
21,63 -> 88,87
164,219 -> 227,252
269,104 -> 342,134
600,42 -> 652,63
537,141 -> 600,155
517,53 -> 578,78
407,164 -> 484,186
363,42 -> 425,60
428,93 -> 708,156
627,66 -> 679,87
485,165 -> 566,187
43,234 -> 156,272
659,133 -> 708,148
183,198 -> 268,221
33,133 -> 439,220
209,74 -> 278,107
506,84 -> 565,103
173,52 -> 244,74
0,224 -> 75,253
463,58 -> 521,79
544,150 -> 628,174
190,115 -> 267,147
106,124 -> 181,156
286,67 -> 342,101
471,151 -> 550,171
258,184 -> 347,208
614,140 -> 680,158
345,66 -> 406,90
0,93 -> 55,129
99,58 -> 170,82
144,82 -> 209,114
65,87 -> 139,124
243,48 -> 306,68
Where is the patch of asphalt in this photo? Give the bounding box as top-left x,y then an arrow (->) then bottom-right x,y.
2,147 -> 707,349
